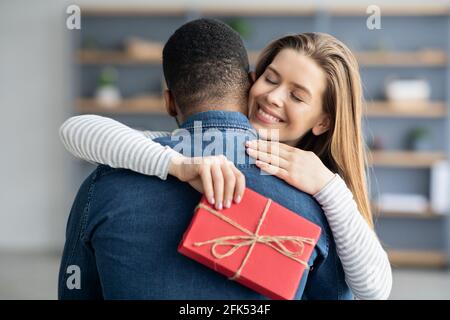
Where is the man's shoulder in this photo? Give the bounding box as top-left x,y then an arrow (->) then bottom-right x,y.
89,165 -> 171,200
93,165 -> 151,184
84,165 -> 194,214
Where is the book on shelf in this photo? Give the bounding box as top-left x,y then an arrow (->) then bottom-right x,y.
430,161 -> 449,215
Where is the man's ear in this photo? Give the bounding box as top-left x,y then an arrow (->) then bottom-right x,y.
164,90 -> 178,117
248,71 -> 256,85
312,114 -> 331,136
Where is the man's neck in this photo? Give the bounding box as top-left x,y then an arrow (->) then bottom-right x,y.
167,110 -> 258,162
179,102 -> 248,124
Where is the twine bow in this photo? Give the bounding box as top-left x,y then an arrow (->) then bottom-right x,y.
193,198 -> 316,280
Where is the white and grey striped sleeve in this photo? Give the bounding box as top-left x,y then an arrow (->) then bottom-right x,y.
59,114 -> 179,180
313,174 -> 393,300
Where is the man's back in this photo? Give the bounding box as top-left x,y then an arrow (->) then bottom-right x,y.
58,111 -> 351,300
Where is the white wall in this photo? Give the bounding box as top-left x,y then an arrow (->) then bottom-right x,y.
0,0 -> 449,251
0,1 -> 73,251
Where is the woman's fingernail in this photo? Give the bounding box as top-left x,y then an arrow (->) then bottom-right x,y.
209,197 -> 215,205
225,200 -> 231,208
235,195 -> 241,203
216,202 -> 223,210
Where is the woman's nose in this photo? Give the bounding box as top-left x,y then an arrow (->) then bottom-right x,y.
266,88 -> 284,108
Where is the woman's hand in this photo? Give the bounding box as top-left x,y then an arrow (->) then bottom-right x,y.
168,154 -> 245,210
245,140 -> 335,195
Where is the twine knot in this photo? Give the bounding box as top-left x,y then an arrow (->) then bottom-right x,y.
193,199 -> 315,280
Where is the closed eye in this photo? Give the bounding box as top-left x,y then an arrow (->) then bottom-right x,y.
265,76 -> 278,85
291,93 -> 303,102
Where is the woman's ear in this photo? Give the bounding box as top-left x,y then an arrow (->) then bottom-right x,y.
312,114 -> 331,136
164,90 -> 178,117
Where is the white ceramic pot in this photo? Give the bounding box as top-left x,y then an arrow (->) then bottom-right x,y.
95,85 -> 122,108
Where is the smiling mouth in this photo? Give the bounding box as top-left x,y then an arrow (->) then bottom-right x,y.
255,105 -> 284,124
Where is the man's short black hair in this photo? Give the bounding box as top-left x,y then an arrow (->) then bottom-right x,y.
163,18 -> 250,112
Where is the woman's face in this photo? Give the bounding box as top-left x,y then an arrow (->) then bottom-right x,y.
248,49 -> 329,146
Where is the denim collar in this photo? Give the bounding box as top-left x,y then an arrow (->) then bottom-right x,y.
174,110 -> 257,138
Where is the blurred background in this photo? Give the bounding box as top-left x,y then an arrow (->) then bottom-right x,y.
1,0 -> 450,299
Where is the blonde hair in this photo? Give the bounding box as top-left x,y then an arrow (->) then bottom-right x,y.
255,33 -> 373,228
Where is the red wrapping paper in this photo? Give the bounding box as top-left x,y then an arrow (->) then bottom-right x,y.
178,187 -> 322,300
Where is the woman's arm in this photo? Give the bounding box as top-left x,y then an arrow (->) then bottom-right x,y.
245,140 -> 392,300
59,114 -> 177,179
313,175 -> 392,300
59,115 -> 245,209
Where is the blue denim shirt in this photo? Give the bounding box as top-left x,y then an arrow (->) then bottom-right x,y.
58,110 -> 352,300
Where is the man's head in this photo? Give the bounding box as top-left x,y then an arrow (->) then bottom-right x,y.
162,18 -> 251,122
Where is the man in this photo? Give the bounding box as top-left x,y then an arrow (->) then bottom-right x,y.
58,18 -> 352,300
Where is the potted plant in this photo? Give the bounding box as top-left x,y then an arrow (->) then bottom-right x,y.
226,18 -> 251,39
407,127 -> 432,151
95,67 -> 122,108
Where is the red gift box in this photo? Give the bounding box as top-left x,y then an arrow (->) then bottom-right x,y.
178,187 -> 322,300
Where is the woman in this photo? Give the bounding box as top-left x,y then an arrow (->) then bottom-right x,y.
60,33 -> 392,299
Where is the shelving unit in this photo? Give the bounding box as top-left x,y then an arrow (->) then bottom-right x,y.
74,5 -> 450,268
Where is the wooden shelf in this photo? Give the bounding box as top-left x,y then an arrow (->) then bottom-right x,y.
76,97 -> 166,114
200,6 -> 315,16
373,203 -> 444,219
356,50 -> 447,67
76,98 -> 449,120
369,151 -> 447,168
81,5 -> 315,17
330,5 -> 449,16
387,250 -> 447,268
80,49 -> 257,66
78,49 -> 448,68
82,6 -> 187,16
377,210 -> 443,219
365,101 -> 447,118
78,50 -> 161,65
